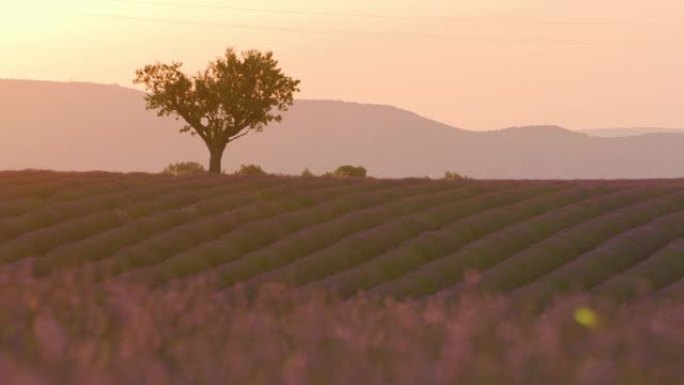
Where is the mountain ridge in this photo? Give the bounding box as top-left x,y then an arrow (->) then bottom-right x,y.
580,127 -> 684,137
1,79 -> 683,179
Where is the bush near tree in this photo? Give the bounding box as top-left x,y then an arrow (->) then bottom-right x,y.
162,161 -> 206,175
236,164 -> 267,176
328,165 -> 367,178
444,171 -> 468,180
301,168 -> 315,178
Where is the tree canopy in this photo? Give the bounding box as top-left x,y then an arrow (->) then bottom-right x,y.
134,48 -> 301,173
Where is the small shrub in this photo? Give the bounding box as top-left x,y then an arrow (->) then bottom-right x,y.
301,168 -> 315,178
162,161 -> 206,175
444,171 -> 468,180
237,164 -> 267,176
329,165 -> 367,178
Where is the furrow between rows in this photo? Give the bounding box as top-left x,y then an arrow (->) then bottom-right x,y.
593,238 -> 684,300
90,178 -> 390,278
435,186 -> 666,298
240,183 -> 561,293
29,177 -> 311,275
127,179 -> 452,285
519,208 -> 684,298
209,182 -> 503,290
314,184 -> 619,298
0,173 -> 138,218
0,174 -> 229,243
510,191 -> 684,300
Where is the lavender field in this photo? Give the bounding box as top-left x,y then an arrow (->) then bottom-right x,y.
1,171 -> 684,383
0,275 -> 684,384
2,171 -> 684,301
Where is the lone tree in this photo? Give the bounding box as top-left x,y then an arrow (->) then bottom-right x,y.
134,48 -> 301,174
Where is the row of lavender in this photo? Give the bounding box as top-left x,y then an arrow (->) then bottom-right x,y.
1,172 -> 684,301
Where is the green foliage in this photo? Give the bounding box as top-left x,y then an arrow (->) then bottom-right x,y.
162,161 -> 206,175
444,171 -> 467,180
328,165 -> 367,178
237,164 -> 267,176
133,48 -> 301,173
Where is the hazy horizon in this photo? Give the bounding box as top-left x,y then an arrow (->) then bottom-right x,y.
2,0 -> 684,130
3,77 -> 684,134
2,79 -> 684,178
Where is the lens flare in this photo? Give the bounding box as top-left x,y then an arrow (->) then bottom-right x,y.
574,307 -> 599,328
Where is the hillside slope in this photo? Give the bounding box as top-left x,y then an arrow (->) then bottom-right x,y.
2,171 -> 684,301
2,79 -> 684,178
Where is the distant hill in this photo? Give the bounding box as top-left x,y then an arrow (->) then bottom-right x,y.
580,127 -> 684,137
1,79 -> 684,179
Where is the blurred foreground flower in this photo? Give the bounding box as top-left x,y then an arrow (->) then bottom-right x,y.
574,307 -> 599,328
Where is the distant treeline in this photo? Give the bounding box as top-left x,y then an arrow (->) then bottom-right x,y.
162,161 -> 469,180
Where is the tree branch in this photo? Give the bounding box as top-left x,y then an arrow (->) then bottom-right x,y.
175,108 -> 208,142
228,128 -> 252,142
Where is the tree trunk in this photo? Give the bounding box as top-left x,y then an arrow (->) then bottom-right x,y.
208,143 -> 226,174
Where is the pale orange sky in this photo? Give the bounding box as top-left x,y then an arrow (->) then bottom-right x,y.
1,0 -> 683,130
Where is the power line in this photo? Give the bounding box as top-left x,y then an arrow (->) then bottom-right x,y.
3,4 -> 684,47
106,0 -> 684,28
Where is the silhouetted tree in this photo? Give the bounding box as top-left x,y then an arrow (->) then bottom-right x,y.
134,48 -> 301,174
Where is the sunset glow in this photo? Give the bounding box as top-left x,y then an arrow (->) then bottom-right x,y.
2,0 -> 684,129
2,3 -> 684,383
